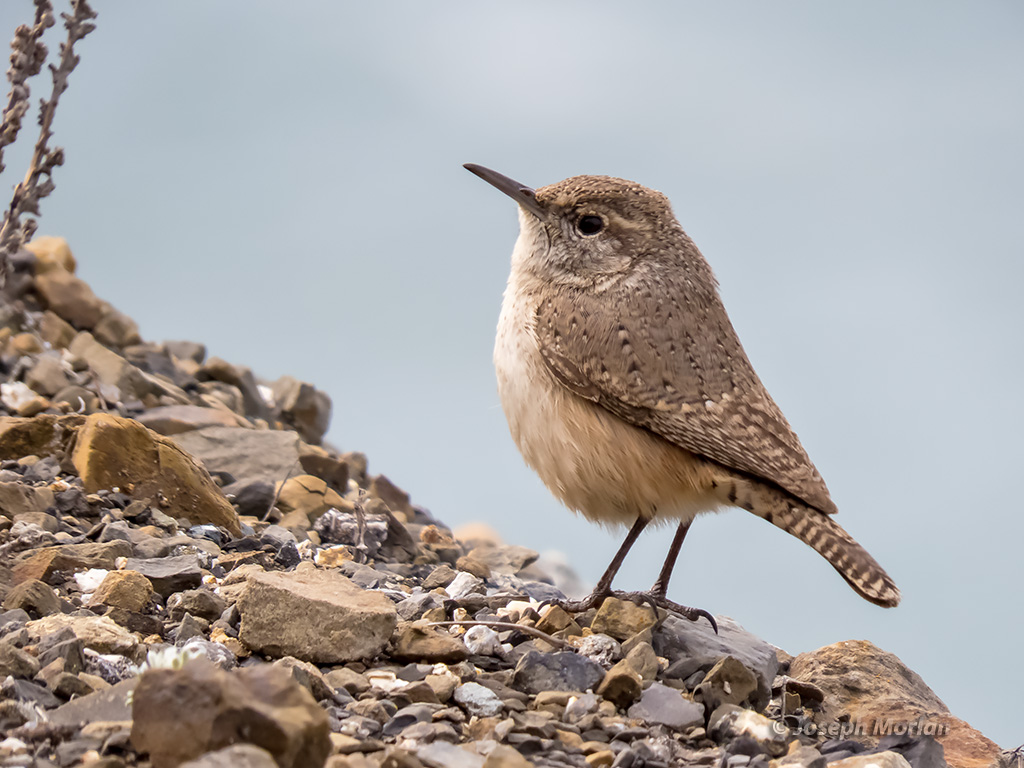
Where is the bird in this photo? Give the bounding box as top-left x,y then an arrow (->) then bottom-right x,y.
464,163 -> 901,628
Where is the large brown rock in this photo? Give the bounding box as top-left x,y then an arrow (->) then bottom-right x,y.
237,567 -> 396,663
26,612 -> 138,656
0,481 -> 55,517
12,540 -> 132,584
70,412 -> 241,535
275,474 -> 349,525
0,414 -> 84,461
130,660 -> 330,768
790,641 -> 1001,768
34,269 -> 104,328
391,622 -> 470,664
26,235 -> 77,274
2,578 -> 60,617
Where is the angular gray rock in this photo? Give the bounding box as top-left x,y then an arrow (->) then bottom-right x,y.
123,555 -> 203,598
272,375 -> 332,445
171,426 -> 305,493
511,650 -> 605,694
655,614 -> 779,707
47,678 -> 138,726
627,682 -> 704,730
137,405 -> 243,436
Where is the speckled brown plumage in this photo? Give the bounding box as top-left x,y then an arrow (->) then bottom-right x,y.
469,164 -> 900,612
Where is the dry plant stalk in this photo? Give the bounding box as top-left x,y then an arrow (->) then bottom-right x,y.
0,0 -> 96,287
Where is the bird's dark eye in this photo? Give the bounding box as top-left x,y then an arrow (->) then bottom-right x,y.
576,214 -> 604,236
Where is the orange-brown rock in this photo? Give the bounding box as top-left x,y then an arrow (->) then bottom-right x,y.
26,235 -> 77,274
790,641 -> 1001,768
275,474 -> 349,525
91,569 -> 154,612
34,269 -> 105,329
130,660 -> 330,768
0,414 -> 85,461
71,413 -> 241,535
11,540 -> 132,584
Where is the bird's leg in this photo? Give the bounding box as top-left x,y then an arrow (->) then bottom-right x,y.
548,516 -> 717,633
650,520 -> 691,597
551,515 -> 649,613
616,519 -> 718,633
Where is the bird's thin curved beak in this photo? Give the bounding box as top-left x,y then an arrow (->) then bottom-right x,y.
464,163 -> 545,219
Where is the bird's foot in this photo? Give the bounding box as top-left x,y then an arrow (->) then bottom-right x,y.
613,591 -> 718,634
544,587 -> 628,615
544,590 -> 717,633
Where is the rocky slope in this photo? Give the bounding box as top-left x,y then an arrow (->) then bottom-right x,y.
0,238 -> 1012,768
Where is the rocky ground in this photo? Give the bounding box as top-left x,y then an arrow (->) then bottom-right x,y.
0,238 -> 1014,768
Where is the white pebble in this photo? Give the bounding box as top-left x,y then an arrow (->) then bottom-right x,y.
577,633 -> 622,668
463,625 -> 503,657
445,571 -> 484,599
453,681 -> 503,718
74,568 -> 109,593
0,382 -> 36,410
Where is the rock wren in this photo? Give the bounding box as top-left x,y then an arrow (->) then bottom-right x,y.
465,163 -> 900,624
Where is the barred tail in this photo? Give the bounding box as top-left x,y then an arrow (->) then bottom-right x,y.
722,477 -> 901,608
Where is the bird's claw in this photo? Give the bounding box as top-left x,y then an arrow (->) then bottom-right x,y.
543,590 -> 718,634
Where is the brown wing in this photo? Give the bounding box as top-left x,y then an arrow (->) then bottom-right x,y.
534,260 -> 837,515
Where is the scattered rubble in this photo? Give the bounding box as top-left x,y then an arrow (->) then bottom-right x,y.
0,239 -> 1009,767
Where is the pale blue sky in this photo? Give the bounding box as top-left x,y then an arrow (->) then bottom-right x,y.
3,1 -> 1021,748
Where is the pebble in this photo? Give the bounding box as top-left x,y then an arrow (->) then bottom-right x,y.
578,633 -> 623,668
454,682 -> 504,718
392,623 -> 470,664
627,682 -> 704,730
463,625 -> 505,657
512,650 -> 605,694
708,704 -> 789,757
445,571 -> 486,599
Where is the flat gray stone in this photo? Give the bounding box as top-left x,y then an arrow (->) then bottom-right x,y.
512,650 -> 604,694
124,555 -> 202,597
172,426 -> 305,493
627,682 -> 704,730
48,677 -> 138,726
138,405 -> 242,436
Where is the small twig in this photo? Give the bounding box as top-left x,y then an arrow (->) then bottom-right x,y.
425,620 -> 573,650
0,0 -> 52,173
0,0 -> 96,283
261,458 -> 301,522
